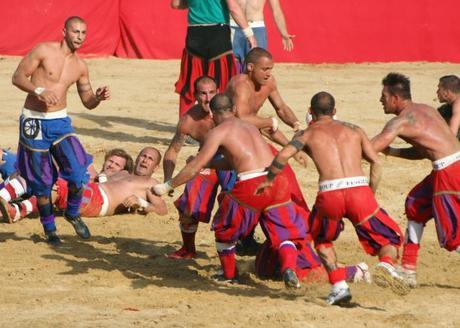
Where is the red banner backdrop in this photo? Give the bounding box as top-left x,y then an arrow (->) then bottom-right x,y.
1,0 -> 119,57
1,0 -> 459,63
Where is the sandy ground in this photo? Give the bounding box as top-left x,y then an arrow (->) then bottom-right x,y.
0,56 -> 459,327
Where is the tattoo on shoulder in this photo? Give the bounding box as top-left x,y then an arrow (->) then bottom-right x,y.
341,121 -> 359,130
406,113 -> 416,125
385,117 -> 400,131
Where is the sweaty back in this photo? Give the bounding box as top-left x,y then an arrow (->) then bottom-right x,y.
218,118 -> 273,172
306,120 -> 365,180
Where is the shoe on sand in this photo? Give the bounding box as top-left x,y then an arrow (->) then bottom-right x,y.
45,230 -> 62,247
283,268 -> 301,289
327,285 -> 352,305
166,247 -> 196,260
64,214 -> 91,239
374,262 -> 411,295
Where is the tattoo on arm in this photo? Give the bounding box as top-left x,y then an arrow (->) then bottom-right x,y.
172,133 -> 186,152
288,139 -> 304,151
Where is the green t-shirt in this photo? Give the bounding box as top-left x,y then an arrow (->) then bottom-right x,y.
187,0 -> 230,25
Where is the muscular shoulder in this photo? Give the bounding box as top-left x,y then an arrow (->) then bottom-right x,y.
229,74 -> 251,89
178,107 -> 201,133
383,115 -> 406,133
28,42 -> 59,58
228,75 -> 253,99
75,56 -> 88,73
339,120 -> 362,131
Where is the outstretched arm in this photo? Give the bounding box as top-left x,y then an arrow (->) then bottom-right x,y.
255,137 -> 305,194
383,146 -> 426,160
268,0 -> 295,51
77,62 -> 110,109
163,122 -> 187,181
154,129 -> 224,195
260,128 -> 308,167
268,78 -> 300,129
371,117 -> 403,153
359,128 -> 382,193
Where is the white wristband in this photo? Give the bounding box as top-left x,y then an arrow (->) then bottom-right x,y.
271,117 -> 279,132
34,87 -> 45,96
153,180 -> 174,196
137,197 -> 150,210
97,173 -> 108,183
242,26 -> 254,38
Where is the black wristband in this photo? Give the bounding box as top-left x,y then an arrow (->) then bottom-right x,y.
267,170 -> 277,181
288,139 -> 304,151
272,159 -> 285,170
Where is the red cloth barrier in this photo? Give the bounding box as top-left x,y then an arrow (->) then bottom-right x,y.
115,0 -> 186,59
1,0 -> 459,63
0,0 -> 119,56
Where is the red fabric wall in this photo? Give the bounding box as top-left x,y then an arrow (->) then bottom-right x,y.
0,0 -> 119,56
1,0 -> 459,63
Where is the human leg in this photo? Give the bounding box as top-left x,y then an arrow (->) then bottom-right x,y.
51,135 -> 92,239
401,174 -> 433,286
0,176 -> 27,202
170,171 -> 219,259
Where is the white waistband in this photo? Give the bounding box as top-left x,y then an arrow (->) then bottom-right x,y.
237,168 -> 267,181
230,20 -> 265,28
319,176 -> 369,192
22,107 -> 68,119
432,151 -> 460,170
98,185 -> 109,217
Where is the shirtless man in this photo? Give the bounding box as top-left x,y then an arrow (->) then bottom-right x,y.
225,47 -> 308,251
257,91 -> 406,305
1,147 -> 166,223
11,16 -> 110,245
372,72 -> 460,287
92,147 -> 167,217
0,148 -> 133,223
436,75 -> 460,139
226,47 -> 301,134
163,76 -> 236,259
155,94 -> 315,289
231,0 -> 294,69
